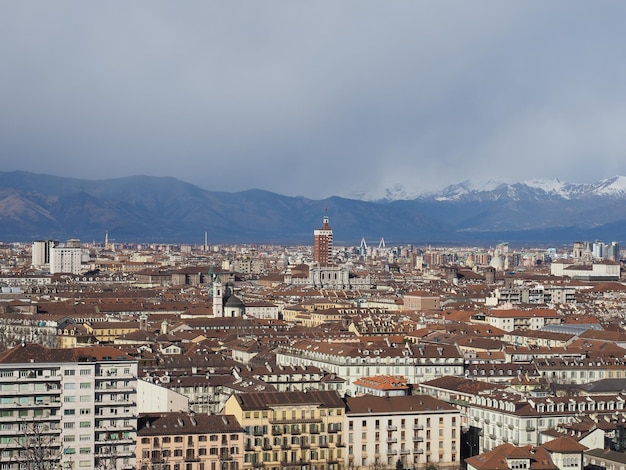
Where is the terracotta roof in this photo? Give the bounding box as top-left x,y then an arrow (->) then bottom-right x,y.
541,436 -> 587,453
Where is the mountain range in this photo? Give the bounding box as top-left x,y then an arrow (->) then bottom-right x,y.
2,171 -> 626,245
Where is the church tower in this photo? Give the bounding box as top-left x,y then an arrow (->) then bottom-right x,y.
313,215 -> 333,266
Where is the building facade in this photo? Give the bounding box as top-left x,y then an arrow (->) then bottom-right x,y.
0,343 -> 138,470
345,395 -> 461,470
136,413 -> 244,470
313,216 -> 333,266
223,390 -> 345,470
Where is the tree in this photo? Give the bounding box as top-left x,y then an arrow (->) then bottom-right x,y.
396,460 -> 405,470
12,419 -> 64,470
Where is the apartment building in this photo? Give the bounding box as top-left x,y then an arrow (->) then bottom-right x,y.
344,395 -> 461,470
276,341 -> 464,395
0,343 -> 137,470
468,390 -> 626,453
223,390 -> 345,470
472,309 -> 562,332
136,413 -> 244,470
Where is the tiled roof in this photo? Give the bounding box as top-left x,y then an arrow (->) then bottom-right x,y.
233,390 -> 344,411
137,413 -> 242,435
345,394 -> 456,414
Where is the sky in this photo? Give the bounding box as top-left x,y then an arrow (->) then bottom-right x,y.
2,2 -> 626,200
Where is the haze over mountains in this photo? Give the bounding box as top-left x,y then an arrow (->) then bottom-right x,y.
2,171 -> 626,245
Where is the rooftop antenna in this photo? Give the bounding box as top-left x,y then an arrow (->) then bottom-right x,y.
379,237 -> 386,249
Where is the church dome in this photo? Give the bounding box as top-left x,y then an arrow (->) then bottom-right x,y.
224,294 -> 244,309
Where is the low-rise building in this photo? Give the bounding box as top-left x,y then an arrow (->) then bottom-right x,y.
136,413 -> 244,470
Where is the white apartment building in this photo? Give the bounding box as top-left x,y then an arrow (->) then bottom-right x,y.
550,261 -> 620,281
276,341 -> 465,396
467,390 -> 626,453
0,343 -> 138,470
472,309 -> 561,332
50,244 -> 83,274
345,395 -> 461,470
32,239 -> 58,269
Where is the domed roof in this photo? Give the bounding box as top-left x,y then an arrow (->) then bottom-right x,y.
489,255 -> 504,270
224,294 -> 245,308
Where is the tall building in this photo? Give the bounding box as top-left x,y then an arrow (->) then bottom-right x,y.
0,343 -> 138,470
313,215 -> 333,266
31,239 -> 58,269
50,240 -> 83,274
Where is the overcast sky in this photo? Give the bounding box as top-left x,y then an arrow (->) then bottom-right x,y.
2,2 -> 626,199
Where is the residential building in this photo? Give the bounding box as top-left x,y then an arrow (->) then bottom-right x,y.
466,438 -> 587,470
223,390 -> 345,470
345,395 -> 461,470
50,242 -> 84,275
276,341 -> 464,396
136,413 -> 244,470
0,343 -> 138,470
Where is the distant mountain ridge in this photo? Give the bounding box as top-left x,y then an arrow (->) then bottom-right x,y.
356,176 -> 626,202
1,171 -> 626,244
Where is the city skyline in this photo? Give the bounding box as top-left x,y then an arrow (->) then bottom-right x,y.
2,2 -> 626,199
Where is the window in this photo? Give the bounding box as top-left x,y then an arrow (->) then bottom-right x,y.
79,383 -> 91,389
65,370 -> 76,376
64,409 -> 76,416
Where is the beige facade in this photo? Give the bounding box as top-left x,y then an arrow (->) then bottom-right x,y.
137,413 -> 244,470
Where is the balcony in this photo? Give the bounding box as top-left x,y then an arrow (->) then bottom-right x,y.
388,450 -> 398,455
271,427 -> 282,436
400,449 -> 411,455
413,424 -> 424,430
413,436 -> 423,442
414,448 -> 424,454
387,425 -> 398,431
387,438 -> 398,444
319,441 -> 329,448
526,426 -> 536,432
291,427 -> 301,435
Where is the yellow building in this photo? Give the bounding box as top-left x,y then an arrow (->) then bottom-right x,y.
223,390 -> 345,470
85,321 -> 140,343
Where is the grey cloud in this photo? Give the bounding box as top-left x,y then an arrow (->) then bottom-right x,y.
1,1 -> 626,199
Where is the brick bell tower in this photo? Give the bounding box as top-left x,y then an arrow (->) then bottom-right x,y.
313,213 -> 333,266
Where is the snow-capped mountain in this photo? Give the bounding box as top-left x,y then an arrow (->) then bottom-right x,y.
356,176 -> 626,202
